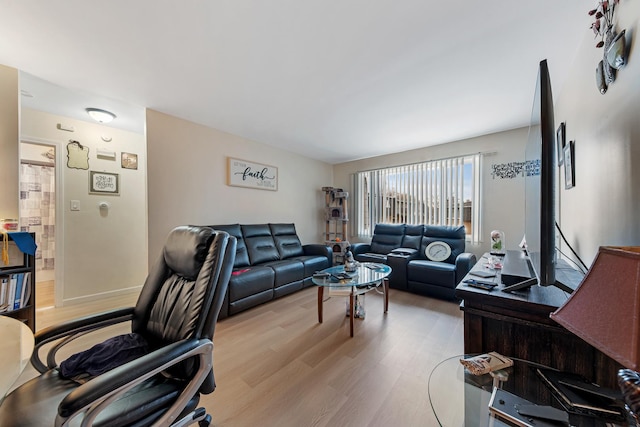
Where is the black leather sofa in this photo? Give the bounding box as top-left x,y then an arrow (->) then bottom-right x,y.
209,223 -> 332,318
350,224 -> 476,300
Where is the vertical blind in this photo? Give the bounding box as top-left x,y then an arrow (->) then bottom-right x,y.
353,154 -> 481,243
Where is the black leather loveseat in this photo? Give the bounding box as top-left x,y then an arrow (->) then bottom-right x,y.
209,223 -> 332,318
350,223 -> 476,300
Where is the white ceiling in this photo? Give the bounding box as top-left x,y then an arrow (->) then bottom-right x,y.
1,1 -> 587,164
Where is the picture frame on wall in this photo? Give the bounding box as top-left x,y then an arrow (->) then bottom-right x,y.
89,171 -> 120,195
227,157 -> 278,191
564,141 -> 575,189
556,122 -> 565,166
121,152 -> 138,170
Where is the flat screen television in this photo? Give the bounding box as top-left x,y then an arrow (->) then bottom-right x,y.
502,59 -> 572,293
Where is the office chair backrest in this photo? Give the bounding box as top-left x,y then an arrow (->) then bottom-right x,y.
131,226 -> 236,391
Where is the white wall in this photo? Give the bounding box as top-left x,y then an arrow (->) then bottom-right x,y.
21,108 -> 148,304
554,2 -> 640,265
0,65 -> 18,219
146,109 -> 334,266
332,127 -> 529,257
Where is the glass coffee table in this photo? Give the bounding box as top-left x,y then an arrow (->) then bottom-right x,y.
313,263 -> 391,337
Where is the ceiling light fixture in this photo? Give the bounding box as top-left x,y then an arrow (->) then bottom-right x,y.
86,108 -> 116,123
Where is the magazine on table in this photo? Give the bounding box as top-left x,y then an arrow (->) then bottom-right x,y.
459,352 -> 513,375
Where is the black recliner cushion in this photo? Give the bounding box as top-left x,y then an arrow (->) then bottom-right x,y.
369,224 -> 406,255
228,266 -> 275,300
242,224 -> 281,264
401,225 -> 424,250
408,259 -> 457,288
262,259 -> 304,287
290,254 -> 329,277
419,225 -> 466,263
270,223 -> 305,259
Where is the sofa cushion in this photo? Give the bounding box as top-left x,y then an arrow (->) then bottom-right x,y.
270,223 -> 304,258
401,225 -> 424,250
228,266 -> 275,301
210,224 -> 250,268
369,224 -> 406,254
290,255 -> 329,277
262,259 -> 304,287
242,224 -> 281,264
408,260 -> 457,288
419,225 -> 466,264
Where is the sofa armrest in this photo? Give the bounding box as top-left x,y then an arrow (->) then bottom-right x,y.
349,243 -> 371,257
386,253 -> 412,291
303,244 -> 333,266
455,252 -> 477,285
390,248 -> 419,259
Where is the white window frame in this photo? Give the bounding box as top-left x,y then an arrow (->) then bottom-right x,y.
352,154 -> 482,243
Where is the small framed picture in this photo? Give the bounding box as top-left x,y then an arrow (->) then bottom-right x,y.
89,171 -> 119,195
564,141 -> 575,189
121,152 -> 138,170
556,122 -> 565,166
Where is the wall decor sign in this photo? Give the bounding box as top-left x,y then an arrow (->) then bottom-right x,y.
227,157 -> 278,191
121,152 -> 138,170
89,171 -> 119,195
564,141 -> 575,189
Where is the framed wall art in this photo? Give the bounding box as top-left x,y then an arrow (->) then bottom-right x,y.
89,171 -> 120,195
227,157 -> 278,191
121,152 -> 138,170
564,141 -> 575,189
556,122 -> 565,166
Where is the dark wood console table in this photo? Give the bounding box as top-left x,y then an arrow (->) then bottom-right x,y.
456,250 -> 623,391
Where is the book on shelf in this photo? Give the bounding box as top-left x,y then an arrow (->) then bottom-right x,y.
0,273 -> 32,312
535,367 -> 626,421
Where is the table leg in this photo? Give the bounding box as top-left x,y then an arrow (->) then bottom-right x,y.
384,278 -> 389,313
349,292 -> 355,337
317,286 -> 323,323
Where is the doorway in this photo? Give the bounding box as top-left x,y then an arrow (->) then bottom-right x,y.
19,141 -> 57,309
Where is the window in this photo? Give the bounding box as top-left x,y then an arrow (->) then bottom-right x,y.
352,154 -> 481,243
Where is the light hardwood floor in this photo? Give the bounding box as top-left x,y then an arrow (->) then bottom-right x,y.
24,286 -> 464,426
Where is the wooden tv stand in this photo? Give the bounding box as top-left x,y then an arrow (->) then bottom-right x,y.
456,250 -> 623,389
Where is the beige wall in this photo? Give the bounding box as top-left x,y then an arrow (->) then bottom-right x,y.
554,2 -> 640,265
21,108 -> 148,304
333,127 -> 529,257
0,65 -> 18,219
145,109 -> 333,266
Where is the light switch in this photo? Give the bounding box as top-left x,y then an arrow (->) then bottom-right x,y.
70,200 -> 80,211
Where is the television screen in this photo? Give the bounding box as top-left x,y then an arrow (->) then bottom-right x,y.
503,60 -> 571,293
525,59 -> 556,287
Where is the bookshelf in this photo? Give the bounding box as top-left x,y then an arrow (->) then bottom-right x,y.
0,232 -> 36,331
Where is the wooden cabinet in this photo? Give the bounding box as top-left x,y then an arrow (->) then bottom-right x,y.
456,251 -> 622,390
0,232 -> 36,331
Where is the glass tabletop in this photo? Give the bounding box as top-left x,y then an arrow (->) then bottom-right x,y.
312,262 -> 391,288
428,355 -> 623,427
0,316 -> 34,398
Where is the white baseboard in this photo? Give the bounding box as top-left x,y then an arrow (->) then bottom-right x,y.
60,285 -> 142,307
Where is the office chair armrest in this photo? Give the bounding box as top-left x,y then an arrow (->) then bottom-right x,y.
32,307 -> 136,373
57,338 -> 213,425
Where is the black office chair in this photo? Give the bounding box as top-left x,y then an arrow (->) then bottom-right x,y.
0,225 -> 236,427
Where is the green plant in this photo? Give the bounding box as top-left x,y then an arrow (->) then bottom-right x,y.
589,0 -> 620,48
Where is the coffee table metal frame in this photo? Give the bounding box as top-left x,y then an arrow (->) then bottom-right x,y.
313,262 -> 391,337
